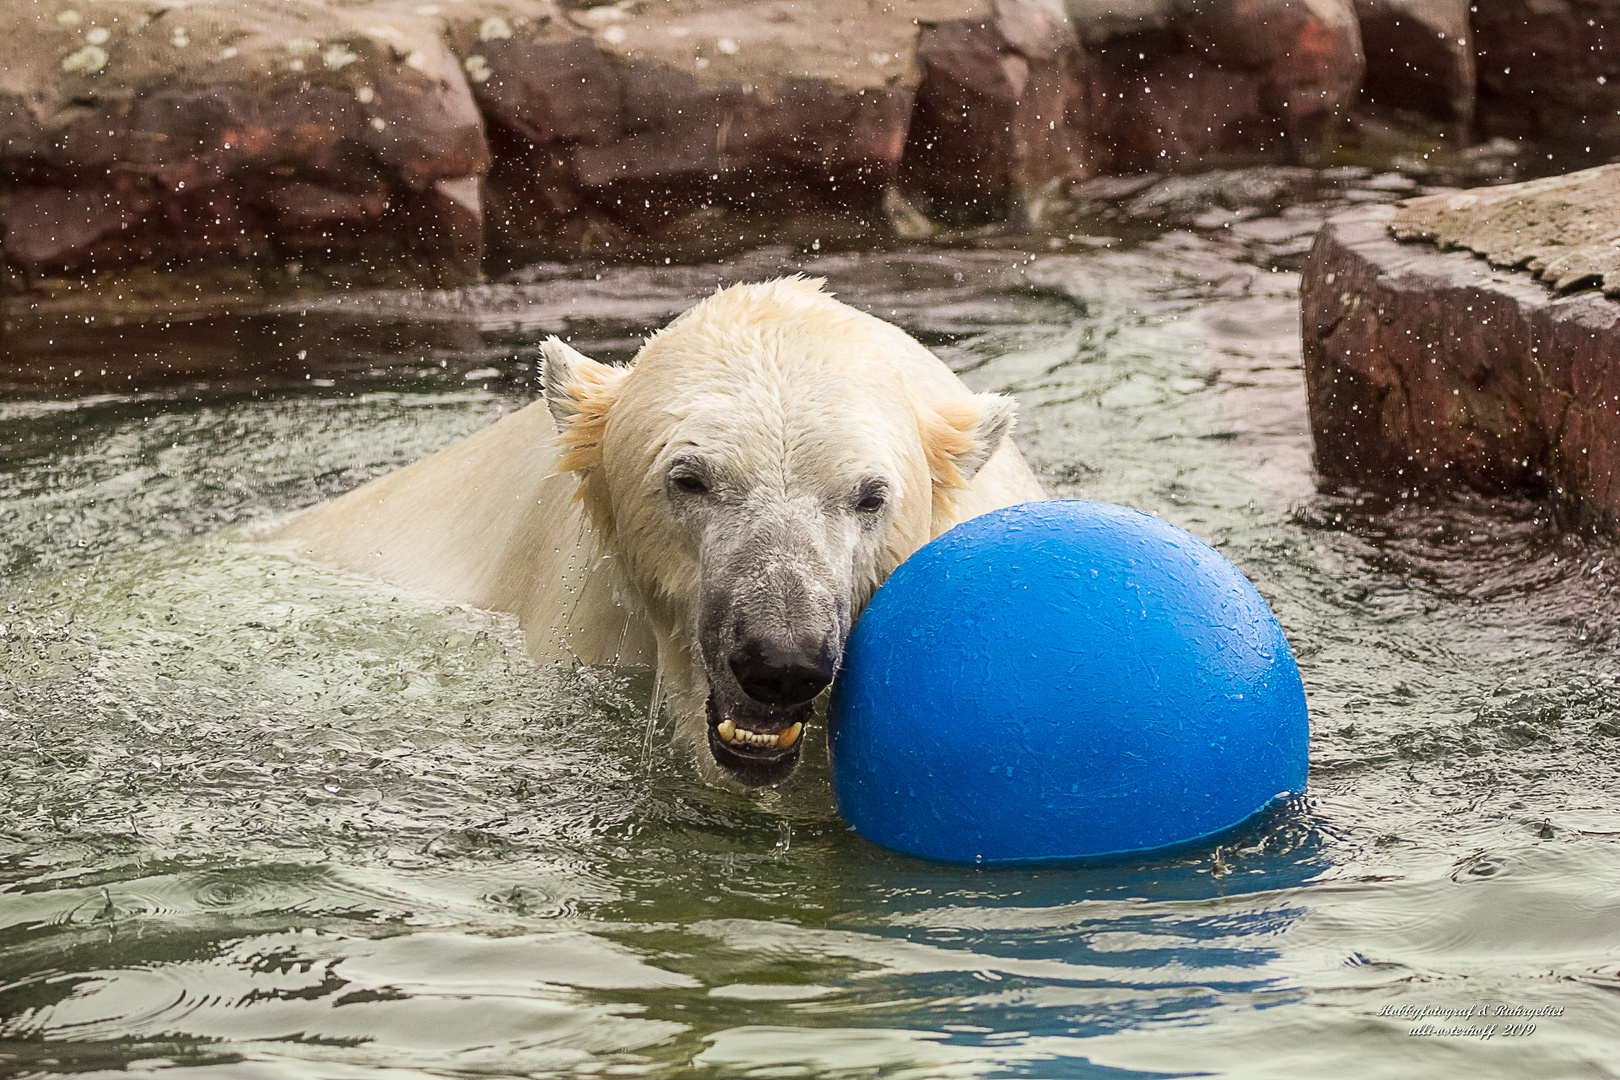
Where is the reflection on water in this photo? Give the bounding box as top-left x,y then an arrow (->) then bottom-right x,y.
3,169 -> 1620,1078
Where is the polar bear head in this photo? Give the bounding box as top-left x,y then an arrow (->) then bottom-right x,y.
540,278 -> 1015,786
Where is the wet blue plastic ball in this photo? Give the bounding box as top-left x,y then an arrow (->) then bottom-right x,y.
829,500 -> 1309,865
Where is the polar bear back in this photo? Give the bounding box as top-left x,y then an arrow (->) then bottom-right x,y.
273,400 -> 656,668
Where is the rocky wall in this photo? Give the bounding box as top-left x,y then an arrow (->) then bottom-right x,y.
0,0 -> 496,289
1070,0 -> 1365,171
2,0 -> 1617,296
1352,0 -> 1473,122
1473,0 -> 1620,144
1,0 -> 1370,293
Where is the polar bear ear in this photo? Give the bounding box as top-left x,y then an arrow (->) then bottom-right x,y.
540,336 -> 629,474
919,393 -> 1018,491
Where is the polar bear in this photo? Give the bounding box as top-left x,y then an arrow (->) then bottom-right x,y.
275,278 -> 1046,785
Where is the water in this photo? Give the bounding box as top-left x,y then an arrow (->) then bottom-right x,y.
3,168 -> 1619,1078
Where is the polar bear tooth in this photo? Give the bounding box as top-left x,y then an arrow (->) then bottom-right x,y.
717,720 -> 801,749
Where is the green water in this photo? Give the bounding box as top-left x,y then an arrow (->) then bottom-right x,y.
3,174 -> 1619,1078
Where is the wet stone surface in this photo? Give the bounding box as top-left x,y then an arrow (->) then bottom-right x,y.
0,0 -> 1378,294
1303,189 -> 1620,529
1352,0 -> 1475,122
8,0 -> 1620,305
1391,163 -> 1620,297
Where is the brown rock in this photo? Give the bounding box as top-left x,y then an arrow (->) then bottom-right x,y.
3,183 -> 158,270
1352,0 -> 1473,122
557,0 -> 1091,231
412,176 -> 486,285
468,0 -> 970,259
459,28 -> 623,147
1471,0 -> 1620,143
263,182 -> 390,231
9,0 -> 1079,278
4,177 -> 281,271
1391,163 -> 1620,296
0,0 -> 490,283
994,0 -> 1078,56
1082,50 -> 1267,173
568,65 -> 916,207
900,3 -> 1088,222
562,1 -> 978,214
480,118 -> 643,265
0,0 -> 1390,296
1071,0 -> 1365,171
1302,203 -> 1620,527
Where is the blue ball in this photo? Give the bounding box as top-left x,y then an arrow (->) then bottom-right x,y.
829,500 -> 1309,865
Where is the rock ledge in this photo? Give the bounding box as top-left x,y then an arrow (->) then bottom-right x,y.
1390,164 -> 1620,298
1303,202 -> 1620,527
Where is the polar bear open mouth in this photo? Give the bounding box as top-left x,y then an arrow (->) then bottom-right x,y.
705,694 -> 809,785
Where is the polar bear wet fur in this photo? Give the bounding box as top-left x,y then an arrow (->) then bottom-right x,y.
276,278 -> 1046,786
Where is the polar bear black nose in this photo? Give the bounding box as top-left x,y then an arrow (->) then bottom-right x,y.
729,639 -> 835,706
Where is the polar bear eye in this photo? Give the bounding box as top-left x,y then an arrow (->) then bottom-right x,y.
854,483 -> 888,514
672,474 -> 710,496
